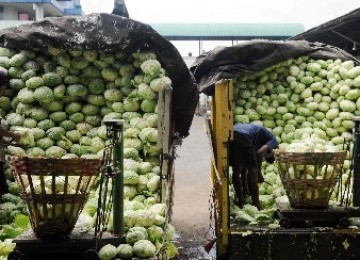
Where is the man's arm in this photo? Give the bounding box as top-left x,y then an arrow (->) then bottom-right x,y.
256,127 -> 278,156
257,144 -> 270,156
262,127 -> 278,150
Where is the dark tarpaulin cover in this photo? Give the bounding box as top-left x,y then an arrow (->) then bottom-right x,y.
0,13 -> 198,138
190,39 -> 359,96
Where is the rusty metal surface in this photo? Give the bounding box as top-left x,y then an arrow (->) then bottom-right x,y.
226,227 -> 360,260
276,205 -> 360,228
12,229 -> 123,259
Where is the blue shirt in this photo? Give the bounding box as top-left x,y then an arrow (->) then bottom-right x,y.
233,123 -> 278,150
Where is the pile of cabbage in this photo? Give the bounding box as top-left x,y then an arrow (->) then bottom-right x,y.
230,55 -> 359,226
80,192 -> 178,259
0,46 -> 177,259
0,47 -> 169,160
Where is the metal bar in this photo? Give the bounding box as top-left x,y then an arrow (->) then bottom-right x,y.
110,120 -> 124,235
205,116 -> 219,181
331,29 -> 359,45
212,79 -> 234,257
158,85 -> 173,204
352,116 -> 360,206
157,85 -> 173,153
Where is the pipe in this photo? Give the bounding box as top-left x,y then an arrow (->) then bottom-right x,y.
104,119 -> 124,235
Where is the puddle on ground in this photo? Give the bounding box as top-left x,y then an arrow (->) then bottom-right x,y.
178,245 -> 216,260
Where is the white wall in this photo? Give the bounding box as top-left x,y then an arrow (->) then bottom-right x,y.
182,56 -> 196,68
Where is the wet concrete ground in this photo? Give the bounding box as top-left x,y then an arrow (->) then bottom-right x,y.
171,115 -> 216,259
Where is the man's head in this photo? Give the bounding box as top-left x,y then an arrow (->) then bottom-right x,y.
0,70 -> 10,97
264,149 -> 275,164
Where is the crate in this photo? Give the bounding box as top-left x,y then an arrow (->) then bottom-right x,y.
274,151 -> 347,209
10,156 -> 102,238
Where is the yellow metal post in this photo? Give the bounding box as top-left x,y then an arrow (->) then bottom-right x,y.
210,79 -> 234,257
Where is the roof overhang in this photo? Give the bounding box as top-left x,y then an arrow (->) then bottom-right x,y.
291,8 -> 360,55
150,23 -> 305,41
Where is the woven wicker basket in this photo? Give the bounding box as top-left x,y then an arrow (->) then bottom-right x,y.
274,151 -> 347,209
10,156 -> 102,238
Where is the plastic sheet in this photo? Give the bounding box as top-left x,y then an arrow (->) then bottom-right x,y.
190,40 -> 359,95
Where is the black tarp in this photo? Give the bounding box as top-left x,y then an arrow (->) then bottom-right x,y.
190,40 -> 359,95
0,13 -> 198,138
290,8 -> 360,56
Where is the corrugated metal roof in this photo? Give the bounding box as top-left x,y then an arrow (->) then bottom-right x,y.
291,7 -> 360,56
149,23 -> 305,40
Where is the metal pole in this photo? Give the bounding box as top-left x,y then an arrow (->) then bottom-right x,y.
104,119 -> 124,235
114,121 -> 123,235
352,116 -> 360,207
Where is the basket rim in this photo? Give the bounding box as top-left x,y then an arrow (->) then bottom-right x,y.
10,156 -> 103,162
274,149 -> 347,164
274,150 -> 347,156
281,178 -> 338,183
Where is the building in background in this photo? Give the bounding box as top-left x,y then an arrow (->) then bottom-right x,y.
0,2 -> 306,66
150,23 -> 305,63
0,0 -> 83,30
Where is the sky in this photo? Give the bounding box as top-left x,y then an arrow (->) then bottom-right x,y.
80,0 -> 360,55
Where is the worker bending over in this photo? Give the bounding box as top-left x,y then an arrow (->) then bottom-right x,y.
229,123 -> 278,210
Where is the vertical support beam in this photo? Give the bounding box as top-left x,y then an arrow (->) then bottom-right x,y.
211,79 -> 234,257
352,116 -> 360,206
33,3 -> 44,21
199,40 -> 204,55
103,119 -> 124,236
158,85 -> 173,204
113,128 -> 124,235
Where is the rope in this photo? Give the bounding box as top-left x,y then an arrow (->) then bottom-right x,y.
94,144 -> 116,250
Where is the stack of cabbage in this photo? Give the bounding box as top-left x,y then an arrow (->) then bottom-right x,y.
0,47 -> 170,159
230,56 -> 359,226
0,47 -> 178,259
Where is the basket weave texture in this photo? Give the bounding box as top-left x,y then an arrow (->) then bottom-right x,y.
274,151 -> 346,209
10,156 -> 102,238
